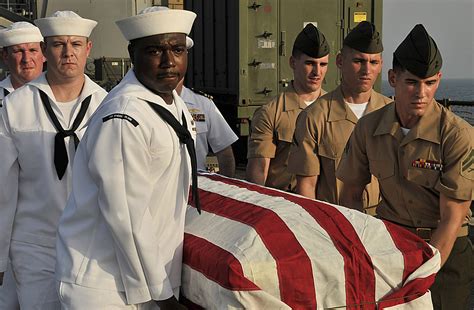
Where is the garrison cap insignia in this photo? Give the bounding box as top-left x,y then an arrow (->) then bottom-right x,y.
394,24 -> 442,78
343,21 -> 383,53
461,149 -> 473,180
412,158 -> 443,171
102,113 -> 139,127
293,23 -> 330,58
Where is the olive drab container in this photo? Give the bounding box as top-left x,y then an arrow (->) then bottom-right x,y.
184,0 -> 383,162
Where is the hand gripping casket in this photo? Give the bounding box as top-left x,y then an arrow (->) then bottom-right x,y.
182,174 -> 440,309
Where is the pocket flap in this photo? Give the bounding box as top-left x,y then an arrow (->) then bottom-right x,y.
370,160 -> 395,180
276,123 -> 294,143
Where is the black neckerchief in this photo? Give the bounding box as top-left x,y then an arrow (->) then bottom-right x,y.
146,101 -> 201,214
39,89 -> 92,180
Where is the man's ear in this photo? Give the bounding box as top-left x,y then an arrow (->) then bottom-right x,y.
2,48 -> 8,63
388,69 -> 396,87
127,44 -> 135,65
289,55 -> 295,70
85,40 -> 93,57
336,53 -> 343,69
40,41 -> 47,54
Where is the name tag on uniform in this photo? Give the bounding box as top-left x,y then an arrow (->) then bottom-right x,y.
412,158 -> 443,171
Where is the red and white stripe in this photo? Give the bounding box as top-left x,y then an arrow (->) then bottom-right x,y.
182,174 -> 440,309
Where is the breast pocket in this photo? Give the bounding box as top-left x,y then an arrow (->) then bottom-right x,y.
370,160 -> 395,181
195,121 -> 208,135
406,167 -> 440,188
318,142 -> 347,161
318,143 -> 336,160
15,130 -> 52,173
275,123 -> 294,144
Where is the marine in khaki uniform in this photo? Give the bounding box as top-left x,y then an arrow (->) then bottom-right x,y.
288,21 -> 391,212
246,23 -> 329,191
337,24 -> 473,309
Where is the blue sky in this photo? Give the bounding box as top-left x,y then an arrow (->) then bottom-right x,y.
382,0 -> 474,79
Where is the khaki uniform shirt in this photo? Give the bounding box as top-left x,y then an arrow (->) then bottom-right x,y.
337,101 -> 474,227
288,86 -> 391,209
247,82 -> 326,191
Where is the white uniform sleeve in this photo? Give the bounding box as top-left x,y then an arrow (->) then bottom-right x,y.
206,100 -> 238,153
0,109 -> 19,272
87,115 -> 173,303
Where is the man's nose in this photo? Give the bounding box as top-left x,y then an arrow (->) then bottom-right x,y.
312,64 -> 321,76
160,49 -> 175,67
63,43 -> 74,56
416,83 -> 427,98
21,51 -> 31,63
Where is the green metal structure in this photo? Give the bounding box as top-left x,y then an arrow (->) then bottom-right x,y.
184,0 -> 384,163
185,0 -> 384,139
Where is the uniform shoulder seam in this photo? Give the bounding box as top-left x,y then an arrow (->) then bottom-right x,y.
190,88 -> 213,100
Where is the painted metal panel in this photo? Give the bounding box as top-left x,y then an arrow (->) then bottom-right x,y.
278,0 -> 342,93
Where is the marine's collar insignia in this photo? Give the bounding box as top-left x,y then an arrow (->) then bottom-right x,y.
102,113 -> 139,127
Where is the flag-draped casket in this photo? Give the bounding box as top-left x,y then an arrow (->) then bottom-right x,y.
182,174 -> 440,309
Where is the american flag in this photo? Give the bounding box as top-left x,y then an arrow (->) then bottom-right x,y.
182,174 -> 440,309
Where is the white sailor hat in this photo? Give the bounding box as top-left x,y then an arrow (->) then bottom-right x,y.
34,11 -> 97,38
0,22 -> 43,47
116,6 -> 196,46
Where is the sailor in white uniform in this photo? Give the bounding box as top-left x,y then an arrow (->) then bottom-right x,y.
0,21 -> 45,310
0,11 -> 107,310
55,6 -> 197,309
0,76 -> 14,108
0,22 -> 45,108
177,79 -> 238,177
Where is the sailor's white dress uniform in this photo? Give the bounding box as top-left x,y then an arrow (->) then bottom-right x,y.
56,70 -> 195,306
0,74 -> 18,310
0,73 -> 107,309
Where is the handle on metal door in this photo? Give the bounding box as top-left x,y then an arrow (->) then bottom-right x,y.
257,87 -> 273,96
248,2 -> 262,10
248,59 -> 262,67
257,31 -> 272,39
280,31 -> 286,56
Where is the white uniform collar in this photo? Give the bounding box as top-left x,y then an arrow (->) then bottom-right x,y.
115,70 -> 185,115
0,75 -> 14,93
28,72 -> 104,102
180,86 -> 196,106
